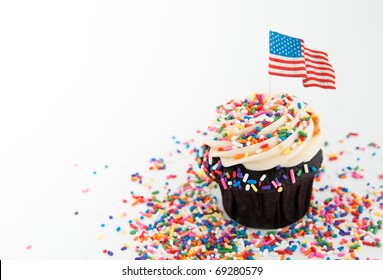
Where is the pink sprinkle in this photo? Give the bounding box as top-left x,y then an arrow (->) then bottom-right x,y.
26,245 -> 32,250
308,252 -> 315,258
166,174 -> 177,180
271,180 -> 278,188
136,220 -> 147,229
81,188 -> 89,193
254,110 -> 265,117
221,178 -> 228,190
290,169 -> 296,184
351,171 -> 364,179
338,252 -> 345,257
181,230 -> 192,238
315,252 -> 325,258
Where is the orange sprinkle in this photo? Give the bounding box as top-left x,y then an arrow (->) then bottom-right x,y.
314,127 -> 321,136
234,153 -> 245,160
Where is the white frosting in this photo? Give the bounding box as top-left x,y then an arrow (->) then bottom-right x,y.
204,93 -> 323,170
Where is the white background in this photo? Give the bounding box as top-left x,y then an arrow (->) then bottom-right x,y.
1,0 -> 383,260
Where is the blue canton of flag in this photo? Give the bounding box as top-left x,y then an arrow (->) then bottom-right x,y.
269,31 -> 302,58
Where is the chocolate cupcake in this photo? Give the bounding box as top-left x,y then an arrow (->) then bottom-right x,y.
199,92 -> 323,229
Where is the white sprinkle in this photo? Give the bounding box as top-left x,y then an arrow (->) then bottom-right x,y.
231,135 -> 238,141
291,142 -> 298,149
304,164 -> 309,173
260,174 -> 267,181
245,184 -> 250,191
256,148 -> 263,154
243,173 -> 249,183
228,181 -> 232,186
287,114 -> 294,120
232,141 -> 243,148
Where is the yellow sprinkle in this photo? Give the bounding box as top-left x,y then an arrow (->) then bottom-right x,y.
373,211 -> 383,217
277,187 -> 283,192
97,234 -> 104,240
169,223 -> 176,239
123,243 -> 130,248
282,148 -> 291,155
245,152 -> 249,158
278,126 -> 289,130
251,184 -> 258,192
122,230 -> 126,235
357,246 -> 361,252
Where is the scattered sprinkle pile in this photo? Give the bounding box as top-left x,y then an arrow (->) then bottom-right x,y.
91,132 -> 383,259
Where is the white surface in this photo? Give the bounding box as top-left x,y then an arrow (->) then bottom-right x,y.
1,0 -> 383,259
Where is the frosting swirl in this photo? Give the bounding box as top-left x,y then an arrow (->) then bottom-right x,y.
204,92 -> 323,170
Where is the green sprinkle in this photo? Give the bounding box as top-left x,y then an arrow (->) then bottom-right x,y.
218,126 -> 224,134
130,230 -> 138,235
299,131 -> 308,138
151,190 -> 160,195
296,170 -> 302,177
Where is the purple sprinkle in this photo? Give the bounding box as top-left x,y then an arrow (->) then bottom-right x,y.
107,250 -> 114,256
121,247 -> 127,251
276,165 -> 281,171
261,185 -> 271,190
282,175 -> 288,180
74,211 -> 79,215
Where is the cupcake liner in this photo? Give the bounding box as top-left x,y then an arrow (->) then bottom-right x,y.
201,148 -> 323,229
220,175 -> 314,229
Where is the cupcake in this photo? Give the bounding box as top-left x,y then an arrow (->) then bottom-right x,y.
199,92 -> 323,229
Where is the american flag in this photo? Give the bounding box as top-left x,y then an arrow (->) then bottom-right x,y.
269,31 -> 336,89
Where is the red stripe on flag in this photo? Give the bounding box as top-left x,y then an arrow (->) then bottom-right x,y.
303,83 -> 336,89
268,71 -> 307,78
269,57 -> 306,65
269,64 -> 306,72
306,70 -> 336,79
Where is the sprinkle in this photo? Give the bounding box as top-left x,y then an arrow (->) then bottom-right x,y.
299,131 -> 308,138
304,164 -> 309,173
26,245 -> 32,250
282,148 -> 291,155
250,184 -> 258,192
234,153 -> 245,160
245,184 -> 250,191
290,169 -> 296,184
329,154 -> 338,161
221,177 -> 228,190
271,180 -> 278,188
107,250 -> 114,256
261,185 -> 271,190
260,174 -> 267,181
242,173 -> 249,182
